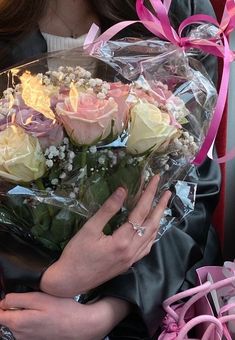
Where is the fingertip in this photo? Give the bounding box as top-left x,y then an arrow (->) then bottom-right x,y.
146,174 -> 160,191
152,174 -> 160,184
164,190 -> 172,200
160,190 -> 172,208
113,187 -> 127,200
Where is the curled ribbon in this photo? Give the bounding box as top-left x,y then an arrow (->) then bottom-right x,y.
84,0 -> 235,165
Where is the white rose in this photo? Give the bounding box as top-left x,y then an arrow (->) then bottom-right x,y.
0,125 -> 46,182
127,102 -> 178,155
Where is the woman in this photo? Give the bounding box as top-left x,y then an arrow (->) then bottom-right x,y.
0,0 -> 222,339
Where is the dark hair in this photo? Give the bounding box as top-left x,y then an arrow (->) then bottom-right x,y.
92,0 -> 139,23
0,0 -> 47,37
90,0 -> 152,36
0,0 -> 153,38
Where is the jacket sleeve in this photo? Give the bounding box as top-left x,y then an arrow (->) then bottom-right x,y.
96,1 -> 222,338
0,31 -> 47,71
0,222 -> 59,295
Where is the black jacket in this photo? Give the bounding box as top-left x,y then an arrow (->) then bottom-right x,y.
0,0 -> 222,339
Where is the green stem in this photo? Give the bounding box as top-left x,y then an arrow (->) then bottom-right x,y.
35,178 -> 45,191
35,178 -> 53,218
81,146 -> 88,168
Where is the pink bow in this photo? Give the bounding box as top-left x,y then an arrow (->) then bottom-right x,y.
158,313 -> 181,340
85,0 -> 235,164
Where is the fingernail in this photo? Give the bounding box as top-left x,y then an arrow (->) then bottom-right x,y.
165,190 -> 172,198
153,174 -> 160,182
113,187 -> 126,199
164,190 -> 173,207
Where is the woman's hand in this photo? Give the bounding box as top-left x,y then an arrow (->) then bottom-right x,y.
0,293 -> 131,340
41,175 -> 171,296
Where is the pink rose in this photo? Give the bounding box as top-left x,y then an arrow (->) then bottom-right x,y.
56,91 -> 123,145
131,81 -> 172,106
50,87 -> 70,109
130,81 -> 187,127
108,82 -> 130,131
15,109 -> 64,150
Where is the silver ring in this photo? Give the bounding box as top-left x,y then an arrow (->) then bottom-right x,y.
128,220 -> 146,237
0,326 -> 15,340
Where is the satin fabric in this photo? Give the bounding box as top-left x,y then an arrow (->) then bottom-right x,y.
0,0 -> 222,339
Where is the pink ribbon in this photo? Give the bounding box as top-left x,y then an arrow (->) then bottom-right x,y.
84,0 -> 235,165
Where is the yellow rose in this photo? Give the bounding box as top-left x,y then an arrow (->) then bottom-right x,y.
127,102 -> 178,155
0,125 -> 46,182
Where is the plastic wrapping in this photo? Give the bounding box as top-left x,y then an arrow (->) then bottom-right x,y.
0,37 -> 217,252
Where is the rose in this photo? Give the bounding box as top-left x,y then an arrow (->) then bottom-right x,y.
108,82 -> 130,131
50,87 -> 69,109
0,92 -> 64,149
15,108 -> 64,150
0,125 -> 46,182
133,82 -> 189,125
0,115 -> 10,132
56,91 -> 123,145
0,95 -> 21,130
127,102 -> 178,155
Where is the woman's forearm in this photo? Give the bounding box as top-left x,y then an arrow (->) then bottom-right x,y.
92,297 -> 131,339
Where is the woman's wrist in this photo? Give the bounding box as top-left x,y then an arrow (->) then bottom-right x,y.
90,297 -> 131,338
66,298 -> 131,340
40,259 -> 74,296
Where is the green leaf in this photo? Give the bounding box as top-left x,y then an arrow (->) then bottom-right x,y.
0,197 -> 80,252
0,205 -> 20,226
31,224 -> 49,237
35,236 -> 61,252
31,203 -> 56,226
107,208 -> 129,235
83,174 -> 111,208
107,164 -> 143,198
103,223 -> 112,235
178,117 -> 189,125
50,209 -> 77,244
5,197 -> 33,228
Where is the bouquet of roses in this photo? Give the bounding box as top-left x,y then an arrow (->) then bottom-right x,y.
0,36 -> 216,255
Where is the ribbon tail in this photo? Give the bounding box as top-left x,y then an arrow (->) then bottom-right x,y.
209,148 -> 235,164
84,23 -> 100,49
193,35 -> 232,165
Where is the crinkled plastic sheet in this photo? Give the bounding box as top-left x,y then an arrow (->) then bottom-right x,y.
0,34 -> 217,252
